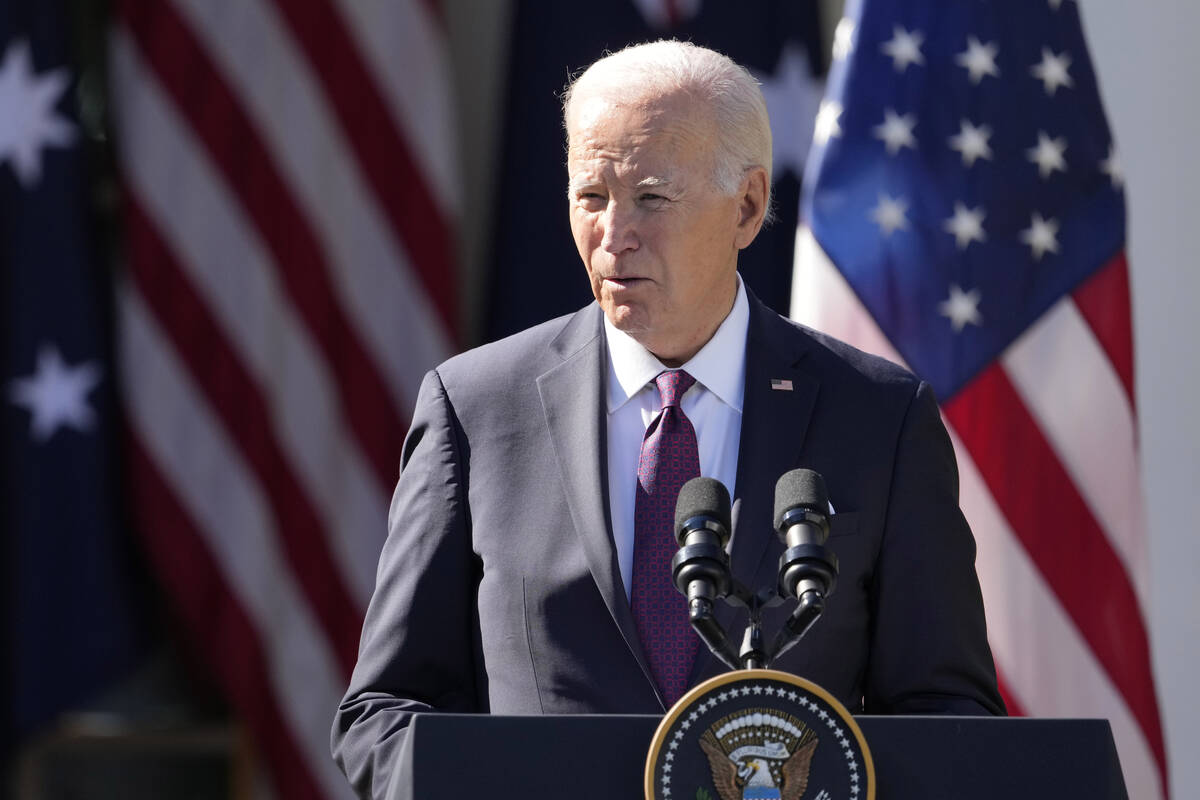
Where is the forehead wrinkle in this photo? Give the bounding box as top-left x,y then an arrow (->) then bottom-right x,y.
635,175 -> 676,189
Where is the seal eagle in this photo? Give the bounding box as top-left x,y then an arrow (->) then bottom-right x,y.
700,735 -> 817,800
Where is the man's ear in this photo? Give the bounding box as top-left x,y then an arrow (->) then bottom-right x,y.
733,166 -> 770,250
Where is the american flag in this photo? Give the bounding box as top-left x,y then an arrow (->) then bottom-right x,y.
792,0 -> 1167,798
108,1 -> 456,797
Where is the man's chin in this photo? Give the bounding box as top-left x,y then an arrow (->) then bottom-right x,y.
601,302 -> 647,334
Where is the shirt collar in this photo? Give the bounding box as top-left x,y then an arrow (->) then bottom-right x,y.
604,274 -> 749,414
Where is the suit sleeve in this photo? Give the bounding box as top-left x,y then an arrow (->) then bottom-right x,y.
863,380 -> 1006,715
331,369 -> 480,799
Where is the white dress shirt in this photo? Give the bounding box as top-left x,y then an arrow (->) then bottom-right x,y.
604,275 -> 749,600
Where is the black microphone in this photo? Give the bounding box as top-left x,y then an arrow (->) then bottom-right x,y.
671,477 -> 739,670
769,469 -> 839,661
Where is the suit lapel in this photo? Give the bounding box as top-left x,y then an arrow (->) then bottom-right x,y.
536,306 -> 661,698
698,295 -> 820,678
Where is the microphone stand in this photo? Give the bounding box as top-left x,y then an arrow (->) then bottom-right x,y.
672,471 -> 838,673
685,537 -> 838,671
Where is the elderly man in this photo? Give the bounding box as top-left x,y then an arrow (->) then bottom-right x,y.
332,40 -> 1004,798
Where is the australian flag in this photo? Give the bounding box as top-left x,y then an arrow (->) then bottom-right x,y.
1,1 -> 144,762
486,0 -> 825,340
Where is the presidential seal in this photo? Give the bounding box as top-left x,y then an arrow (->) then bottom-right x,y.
645,670 -> 873,800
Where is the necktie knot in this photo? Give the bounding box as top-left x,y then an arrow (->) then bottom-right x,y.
654,369 -> 695,409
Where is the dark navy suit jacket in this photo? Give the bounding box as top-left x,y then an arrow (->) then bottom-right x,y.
332,291 -> 1004,798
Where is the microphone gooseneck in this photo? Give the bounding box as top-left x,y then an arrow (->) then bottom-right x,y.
671,477 -> 740,669
771,469 -> 840,661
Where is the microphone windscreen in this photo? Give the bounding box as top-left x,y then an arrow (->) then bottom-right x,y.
674,476 -> 731,544
773,468 -> 829,531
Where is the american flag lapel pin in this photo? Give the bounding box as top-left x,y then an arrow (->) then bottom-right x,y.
770,378 -> 793,391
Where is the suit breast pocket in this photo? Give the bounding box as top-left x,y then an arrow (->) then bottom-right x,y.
823,511 -> 872,595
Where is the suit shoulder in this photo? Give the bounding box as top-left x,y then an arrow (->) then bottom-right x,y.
772,313 -> 921,393
434,306 -> 598,390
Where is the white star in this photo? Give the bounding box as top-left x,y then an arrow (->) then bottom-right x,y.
752,685 -> 764,694
832,17 -> 856,61
0,39 -> 76,189
1100,144 -> 1124,188
1020,211 -> 1061,260
818,709 -> 829,720
873,108 -> 917,155
755,44 -> 823,181
813,99 -> 842,146
1027,130 -> 1068,179
870,193 -> 909,236
880,26 -> 925,72
943,202 -> 987,249
956,37 -> 1000,84
939,284 -> 984,332
948,120 -> 993,167
9,343 -> 102,442
1031,48 -> 1074,95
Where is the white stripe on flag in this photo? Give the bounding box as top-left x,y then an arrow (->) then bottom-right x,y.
170,0 -> 452,414
1002,298 -> 1150,601
119,286 -> 356,800
110,28 -> 385,609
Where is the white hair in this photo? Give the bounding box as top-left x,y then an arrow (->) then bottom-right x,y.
563,40 -> 774,218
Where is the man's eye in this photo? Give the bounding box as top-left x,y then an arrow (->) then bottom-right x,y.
640,193 -> 668,205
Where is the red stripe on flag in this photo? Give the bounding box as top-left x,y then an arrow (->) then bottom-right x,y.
266,0 -> 458,336
118,0 -> 407,495
127,431 -> 325,800
124,195 -> 359,676
1073,251 -> 1136,409
946,365 -> 1167,787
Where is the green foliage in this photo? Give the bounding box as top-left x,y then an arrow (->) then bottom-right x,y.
696,787 -> 715,800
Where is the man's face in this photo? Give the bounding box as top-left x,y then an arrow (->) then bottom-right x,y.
566,89 -> 758,365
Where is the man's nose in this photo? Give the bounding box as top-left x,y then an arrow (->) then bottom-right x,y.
600,201 -> 638,253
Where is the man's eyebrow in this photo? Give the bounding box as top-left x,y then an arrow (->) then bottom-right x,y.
567,177 -> 598,194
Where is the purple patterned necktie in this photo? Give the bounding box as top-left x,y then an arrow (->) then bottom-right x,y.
631,369 -> 701,706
